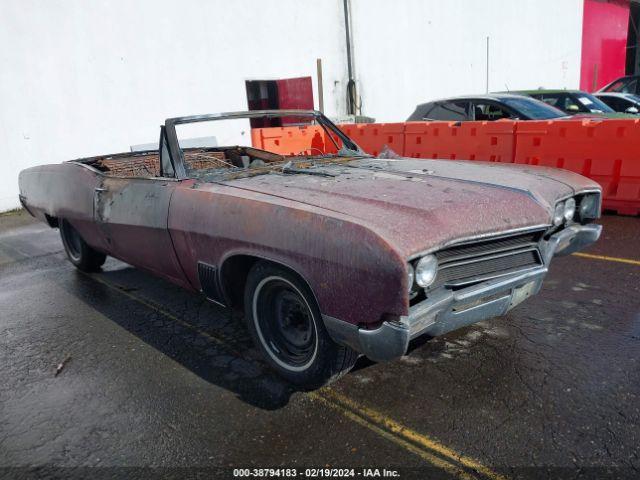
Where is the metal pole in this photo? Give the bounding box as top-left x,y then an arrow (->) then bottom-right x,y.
486,36 -> 490,94
316,58 -> 324,113
343,0 -> 355,114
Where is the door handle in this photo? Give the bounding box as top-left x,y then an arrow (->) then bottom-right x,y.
95,187 -> 107,193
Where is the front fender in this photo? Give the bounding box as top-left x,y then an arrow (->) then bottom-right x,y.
169,183 -> 409,327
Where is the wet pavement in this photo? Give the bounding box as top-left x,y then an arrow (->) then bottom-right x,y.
0,211 -> 639,479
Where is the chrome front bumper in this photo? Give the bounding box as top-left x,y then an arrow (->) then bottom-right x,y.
539,223 -> 602,262
324,223 -> 602,363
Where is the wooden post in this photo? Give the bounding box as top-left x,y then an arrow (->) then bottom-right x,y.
316,58 -> 324,113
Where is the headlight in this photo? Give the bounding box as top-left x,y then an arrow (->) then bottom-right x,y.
553,202 -> 564,226
415,254 -> 438,287
407,263 -> 415,292
578,194 -> 600,220
563,197 -> 576,222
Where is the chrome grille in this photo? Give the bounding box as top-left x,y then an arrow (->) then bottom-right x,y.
431,230 -> 545,289
435,231 -> 542,262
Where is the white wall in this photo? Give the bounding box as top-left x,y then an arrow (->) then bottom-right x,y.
349,0 -> 585,122
0,0 -> 348,211
0,0 -> 585,211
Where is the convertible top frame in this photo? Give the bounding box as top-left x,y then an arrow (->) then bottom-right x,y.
161,110 -> 362,180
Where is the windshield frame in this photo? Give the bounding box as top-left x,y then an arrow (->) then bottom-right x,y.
162,110 -> 364,180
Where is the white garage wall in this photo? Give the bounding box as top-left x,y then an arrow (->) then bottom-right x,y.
0,0 -> 585,211
349,0 -> 585,122
0,0 -> 348,211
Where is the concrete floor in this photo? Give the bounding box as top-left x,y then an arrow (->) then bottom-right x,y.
0,211 -> 639,480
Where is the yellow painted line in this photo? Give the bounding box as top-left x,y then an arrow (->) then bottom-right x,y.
572,252 -> 640,267
85,273 -> 506,480
310,392 -> 478,480
318,389 -> 508,480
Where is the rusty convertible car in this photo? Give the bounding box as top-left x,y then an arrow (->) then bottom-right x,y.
19,110 -> 602,388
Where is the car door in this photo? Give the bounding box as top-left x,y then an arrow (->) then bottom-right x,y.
93,147 -> 190,288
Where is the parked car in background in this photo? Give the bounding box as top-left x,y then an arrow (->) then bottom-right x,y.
598,75 -> 640,95
407,94 -> 565,122
19,110 -> 602,388
510,89 -> 636,118
594,92 -> 640,115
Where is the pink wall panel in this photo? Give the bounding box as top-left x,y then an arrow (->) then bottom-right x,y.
276,77 -> 314,110
276,76 -> 314,126
580,0 -> 630,92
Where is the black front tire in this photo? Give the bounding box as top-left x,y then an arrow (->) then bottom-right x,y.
244,261 -> 358,389
59,219 -> 106,272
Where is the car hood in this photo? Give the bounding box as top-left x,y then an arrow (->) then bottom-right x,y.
222,157 -> 599,257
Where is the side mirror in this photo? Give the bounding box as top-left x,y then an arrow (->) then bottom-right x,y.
566,105 -> 580,113
625,106 -> 639,114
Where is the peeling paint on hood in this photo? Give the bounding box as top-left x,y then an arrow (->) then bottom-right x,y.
205,157 -> 599,258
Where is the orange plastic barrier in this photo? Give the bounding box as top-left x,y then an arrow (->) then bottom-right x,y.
338,123 -> 406,157
250,123 -> 405,157
251,125 -> 328,156
404,121 -> 516,162
251,120 -> 640,216
514,119 -> 640,216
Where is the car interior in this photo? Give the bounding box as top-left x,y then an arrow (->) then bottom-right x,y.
533,94 -> 583,113
473,103 -> 512,120
420,101 -> 515,121
79,146 -> 286,178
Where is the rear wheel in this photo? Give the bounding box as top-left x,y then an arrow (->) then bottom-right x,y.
59,219 -> 106,272
244,261 -> 357,389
